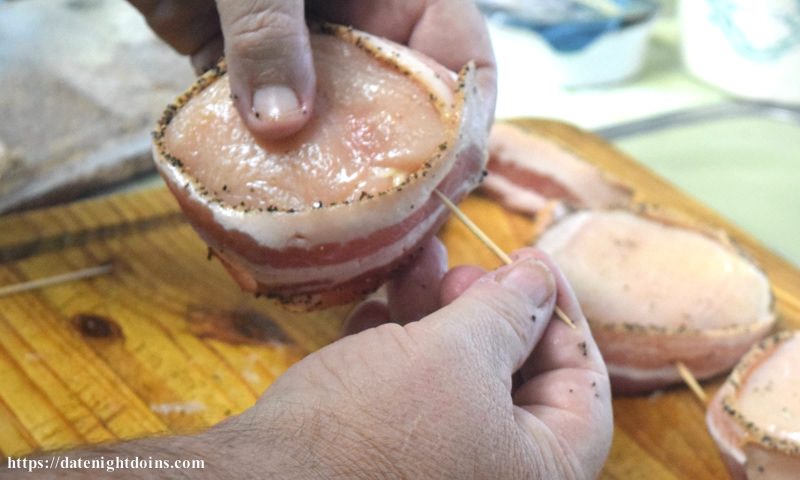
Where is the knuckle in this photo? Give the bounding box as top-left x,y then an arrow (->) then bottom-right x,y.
375,322 -> 419,359
431,292 -> 532,372
226,4 -> 303,57
473,287 -> 536,344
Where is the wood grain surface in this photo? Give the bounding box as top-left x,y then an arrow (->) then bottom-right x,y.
0,119 -> 797,478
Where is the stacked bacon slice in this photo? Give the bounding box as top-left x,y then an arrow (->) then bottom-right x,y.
153,24 -> 488,309
481,122 -> 631,215
481,122 -> 776,393
535,209 -> 776,393
707,331 -> 800,479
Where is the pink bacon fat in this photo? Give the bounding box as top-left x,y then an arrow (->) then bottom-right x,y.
152,24 -> 488,309
707,331 -> 800,480
481,122 -> 631,215
536,209 -> 775,393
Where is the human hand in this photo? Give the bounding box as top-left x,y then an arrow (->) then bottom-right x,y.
129,0 -> 496,141
201,240 -> 613,479
12,240 -> 611,479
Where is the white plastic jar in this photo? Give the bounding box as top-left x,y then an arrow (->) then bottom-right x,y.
680,0 -> 800,105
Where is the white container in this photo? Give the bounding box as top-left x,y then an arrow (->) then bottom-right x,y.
480,0 -> 660,88
680,0 -> 800,105
546,18 -> 657,87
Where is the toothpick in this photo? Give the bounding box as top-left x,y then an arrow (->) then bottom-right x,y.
774,286 -> 800,313
0,264 -> 113,298
434,190 -> 576,329
675,361 -> 707,404
554,308 -> 576,329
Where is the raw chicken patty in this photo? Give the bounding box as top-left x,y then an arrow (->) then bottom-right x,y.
165,33 -> 448,211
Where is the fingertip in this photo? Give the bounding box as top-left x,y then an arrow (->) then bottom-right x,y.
511,248 -> 584,324
250,85 -> 313,140
190,35 -> 224,75
387,236 -> 448,324
218,0 -> 315,141
427,255 -> 557,379
230,84 -> 314,141
342,300 -> 391,337
439,265 -> 486,305
508,247 -> 541,262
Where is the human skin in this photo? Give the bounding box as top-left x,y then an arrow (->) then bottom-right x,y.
127,0 -> 497,140
8,243 -> 613,479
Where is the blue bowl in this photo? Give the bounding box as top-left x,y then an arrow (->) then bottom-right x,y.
480,0 -> 660,52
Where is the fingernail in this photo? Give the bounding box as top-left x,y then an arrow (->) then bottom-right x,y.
496,258 -> 555,307
252,85 -> 302,121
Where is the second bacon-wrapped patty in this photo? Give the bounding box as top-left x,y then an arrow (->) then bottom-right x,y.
536,209 -> 775,393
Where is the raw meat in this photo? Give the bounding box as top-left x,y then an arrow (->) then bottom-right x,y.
707,331 -> 800,480
481,122 -> 630,215
153,24 -> 488,309
536,209 -> 775,392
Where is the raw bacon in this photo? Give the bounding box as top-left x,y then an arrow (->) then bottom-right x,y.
536,209 -> 775,393
153,24 -> 488,309
707,331 -> 800,480
481,122 -> 631,215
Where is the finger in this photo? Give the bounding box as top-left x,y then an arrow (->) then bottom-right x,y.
511,251 -> 612,479
307,0 -> 497,129
128,0 -> 221,57
341,300 -> 391,337
511,321 -> 612,479
439,265 -> 485,306
420,254 -> 557,384
515,250 -> 604,378
386,237 -> 448,325
216,0 -> 315,140
190,35 -> 224,74
407,0 -> 496,129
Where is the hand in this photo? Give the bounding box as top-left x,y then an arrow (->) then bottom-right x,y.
129,0 -> 497,140
12,240 -> 612,479
202,239 -> 613,479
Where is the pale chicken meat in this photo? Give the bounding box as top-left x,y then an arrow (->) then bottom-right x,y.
707,331 -> 800,479
481,122 -> 631,215
165,34 -> 448,212
536,209 -> 775,392
153,24 -> 488,309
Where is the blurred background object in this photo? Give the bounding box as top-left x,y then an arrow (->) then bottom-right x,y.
478,0 -> 661,87
487,0 -> 726,127
680,0 -> 800,106
598,102 -> 800,266
0,0 -> 194,214
484,0 -> 799,266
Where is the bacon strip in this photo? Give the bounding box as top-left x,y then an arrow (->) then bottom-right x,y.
536,209 -> 775,393
153,25 -> 488,309
707,331 -> 800,480
481,122 -> 631,215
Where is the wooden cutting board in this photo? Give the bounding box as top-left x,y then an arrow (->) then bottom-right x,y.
1,119 -> 798,478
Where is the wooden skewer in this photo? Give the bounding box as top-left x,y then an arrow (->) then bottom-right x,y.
433,191 -> 713,400
0,264 -> 113,298
434,190 -> 576,329
675,361 -> 707,404
774,286 -> 800,313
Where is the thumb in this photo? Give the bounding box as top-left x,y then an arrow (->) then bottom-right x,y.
422,256 -> 557,380
216,0 -> 315,140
